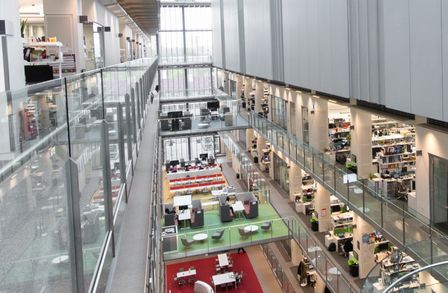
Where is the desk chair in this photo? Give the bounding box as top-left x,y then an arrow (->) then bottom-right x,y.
181,238 -> 195,249
238,228 -> 250,240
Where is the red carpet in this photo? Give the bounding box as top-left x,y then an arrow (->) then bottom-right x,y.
166,252 -> 264,293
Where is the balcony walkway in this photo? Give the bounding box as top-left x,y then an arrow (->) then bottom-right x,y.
108,98 -> 159,292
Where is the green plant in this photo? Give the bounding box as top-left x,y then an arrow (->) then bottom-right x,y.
20,18 -> 28,37
347,257 -> 358,267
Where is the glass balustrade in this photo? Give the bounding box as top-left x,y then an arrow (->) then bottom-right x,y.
0,58 -> 157,292
162,217 -> 292,260
159,109 -> 249,136
248,112 -> 448,269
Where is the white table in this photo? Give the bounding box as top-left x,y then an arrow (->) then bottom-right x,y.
177,269 -> 197,279
232,201 -> 245,212
173,195 -> 192,207
193,233 -> 208,242
244,225 -> 258,233
52,255 -> 69,264
217,253 -> 229,267
212,272 -> 236,290
211,189 -> 225,198
178,209 -> 191,221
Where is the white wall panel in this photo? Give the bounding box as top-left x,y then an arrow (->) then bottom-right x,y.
211,0 -> 224,67
243,0 -> 273,79
330,0 -> 350,98
223,0 -> 242,72
282,0 -> 300,85
409,0 -> 443,120
381,0 -> 411,112
443,0 -> 448,121
281,0 -> 349,97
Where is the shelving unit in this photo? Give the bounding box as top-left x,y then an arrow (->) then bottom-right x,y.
23,42 -> 64,78
295,172 -> 316,214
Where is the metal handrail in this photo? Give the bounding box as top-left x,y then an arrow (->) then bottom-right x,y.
383,260 -> 448,292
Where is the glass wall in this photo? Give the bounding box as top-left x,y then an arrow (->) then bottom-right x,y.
272,96 -> 288,130
163,135 -> 217,162
158,3 -> 213,96
430,154 -> 448,233
159,5 -> 212,64
273,153 -> 290,192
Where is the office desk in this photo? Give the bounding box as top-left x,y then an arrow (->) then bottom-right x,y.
178,209 -> 191,221
212,272 -> 236,290
173,195 -> 192,207
217,253 -> 229,267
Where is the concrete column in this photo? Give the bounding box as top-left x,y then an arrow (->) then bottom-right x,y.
44,0 -> 85,72
352,213 -> 376,278
254,81 -> 263,113
314,182 -> 331,232
291,239 -> 301,266
0,0 -> 25,91
235,75 -> 243,99
256,135 -> 267,169
351,108 -> 373,179
223,71 -> 229,94
289,161 -> 301,202
246,128 -> 255,152
308,95 -> 329,152
243,77 -> 252,107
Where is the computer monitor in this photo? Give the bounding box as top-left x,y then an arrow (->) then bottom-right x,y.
331,204 -> 342,214
207,101 -> 220,111
168,111 -> 183,118
25,65 -> 54,83
377,241 -> 389,253
199,153 -> 208,161
170,160 -> 180,167
179,205 -> 188,211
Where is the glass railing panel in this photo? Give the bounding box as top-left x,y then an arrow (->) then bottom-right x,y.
0,122 -> 72,291
65,70 -> 107,288
326,262 -> 340,292
315,245 -> 326,276
313,153 -> 324,181
159,112 -> 249,135
348,180 -> 364,213
0,79 -> 66,181
403,211 -> 432,250
323,155 -> 335,191
363,185 -> 383,226
338,275 -> 351,293
334,166 -> 349,201
381,202 -> 405,244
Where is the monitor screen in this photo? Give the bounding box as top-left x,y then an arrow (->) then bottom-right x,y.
168,111 -> 183,118
207,101 -> 220,111
377,241 -> 389,253
199,153 -> 208,161
331,204 -> 341,214
170,160 -> 180,166
179,205 -> 188,211
25,65 -> 54,83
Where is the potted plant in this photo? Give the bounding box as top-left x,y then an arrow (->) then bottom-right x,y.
310,214 -> 319,232
20,18 -> 28,38
347,257 -> 359,277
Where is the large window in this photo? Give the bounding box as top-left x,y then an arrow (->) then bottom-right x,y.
159,5 -> 212,64
158,4 -> 213,95
163,135 -> 216,162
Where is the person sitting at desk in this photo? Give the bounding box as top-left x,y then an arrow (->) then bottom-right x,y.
342,239 -> 353,257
